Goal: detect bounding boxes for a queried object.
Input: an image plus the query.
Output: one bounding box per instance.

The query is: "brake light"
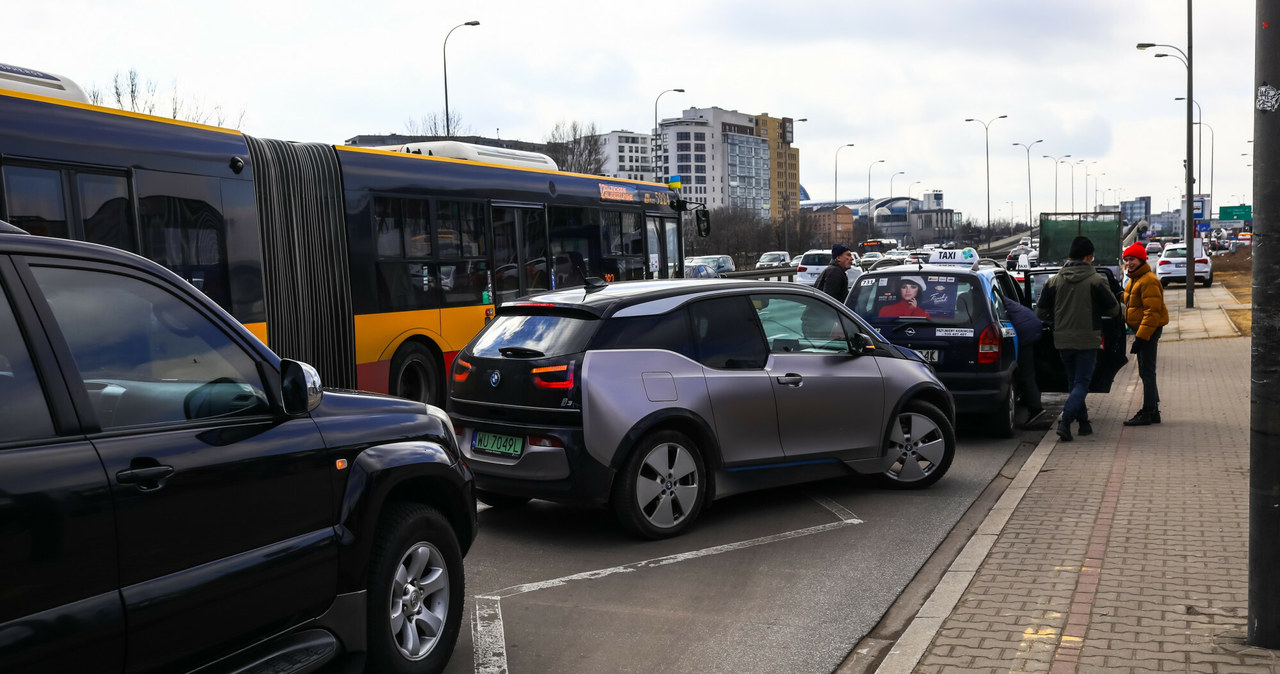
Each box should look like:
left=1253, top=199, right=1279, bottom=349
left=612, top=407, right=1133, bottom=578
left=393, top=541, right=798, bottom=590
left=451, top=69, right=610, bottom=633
left=1196, top=258, right=1209, bottom=265
left=452, top=356, right=473, bottom=383
left=528, top=435, right=564, bottom=449
left=1158, top=259, right=1171, bottom=265
left=532, top=362, right=575, bottom=389
left=797, top=265, right=809, bottom=272
left=978, top=323, right=1001, bottom=364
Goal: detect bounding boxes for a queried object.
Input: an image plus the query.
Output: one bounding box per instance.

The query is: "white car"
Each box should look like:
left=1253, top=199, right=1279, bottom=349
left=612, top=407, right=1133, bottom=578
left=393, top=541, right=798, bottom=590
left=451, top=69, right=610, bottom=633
left=1155, top=242, right=1213, bottom=287
left=794, top=249, right=832, bottom=285
left=755, top=250, right=791, bottom=268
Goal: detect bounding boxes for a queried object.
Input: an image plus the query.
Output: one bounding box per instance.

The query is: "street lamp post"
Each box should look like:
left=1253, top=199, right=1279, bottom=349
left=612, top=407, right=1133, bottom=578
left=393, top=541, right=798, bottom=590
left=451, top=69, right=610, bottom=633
left=1014, top=140, right=1043, bottom=229
left=965, top=115, right=1007, bottom=250
left=834, top=143, right=855, bottom=207
left=867, top=159, right=885, bottom=238
left=908, top=181, right=922, bottom=245
left=1196, top=121, right=1215, bottom=211
left=443, top=20, right=480, bottom=138
left=1070, top=159, right=1084, bottom=212
left=1085, top=161, right=1099, bottom=212
left=653, top=88, right=685, bottom=183
left=1043, top=153, right=1071, bottom=213
left=889, top=171, right=905, bottom=237
left=1138, top=36, right=1194, bottom=308
left=1176, top=97, right=1203, bottom=197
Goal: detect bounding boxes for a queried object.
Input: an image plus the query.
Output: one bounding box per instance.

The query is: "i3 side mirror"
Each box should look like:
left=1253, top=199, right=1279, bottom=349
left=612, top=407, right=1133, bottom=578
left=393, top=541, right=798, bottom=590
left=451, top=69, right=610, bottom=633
left=851, top=332, right=876, bottom=356
left=280, top=359, right=323, bottom=415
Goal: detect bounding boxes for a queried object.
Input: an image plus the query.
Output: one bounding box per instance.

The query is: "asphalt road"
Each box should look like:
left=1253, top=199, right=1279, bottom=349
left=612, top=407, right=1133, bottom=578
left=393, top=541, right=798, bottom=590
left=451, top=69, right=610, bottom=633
left=443, top=423, right=1044, bottom=674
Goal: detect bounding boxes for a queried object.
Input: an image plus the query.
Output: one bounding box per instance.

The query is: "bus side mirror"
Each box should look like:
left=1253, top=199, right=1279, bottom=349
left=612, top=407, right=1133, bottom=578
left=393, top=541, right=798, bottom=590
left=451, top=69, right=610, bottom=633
left=695, top=210, right=710, bottom=238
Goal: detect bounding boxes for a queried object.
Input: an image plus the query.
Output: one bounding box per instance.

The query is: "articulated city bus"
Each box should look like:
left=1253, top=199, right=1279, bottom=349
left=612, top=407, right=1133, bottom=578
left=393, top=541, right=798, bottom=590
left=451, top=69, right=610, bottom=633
left=0, top=64, right=705, bottom=405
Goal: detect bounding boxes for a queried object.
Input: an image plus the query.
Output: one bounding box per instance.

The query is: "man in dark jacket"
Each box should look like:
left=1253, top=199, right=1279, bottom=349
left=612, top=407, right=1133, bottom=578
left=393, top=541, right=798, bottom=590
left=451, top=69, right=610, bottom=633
left=1036, top=236, right=1121, bottom=442
left=815, top=243, right=854, bottom=301
left=1005, top=299, right=1044, bottom=421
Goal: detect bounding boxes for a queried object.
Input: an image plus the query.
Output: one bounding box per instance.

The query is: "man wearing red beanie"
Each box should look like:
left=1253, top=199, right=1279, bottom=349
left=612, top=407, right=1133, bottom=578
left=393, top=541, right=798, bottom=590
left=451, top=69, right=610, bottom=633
left=1120, top=241, right=1169, bottom=425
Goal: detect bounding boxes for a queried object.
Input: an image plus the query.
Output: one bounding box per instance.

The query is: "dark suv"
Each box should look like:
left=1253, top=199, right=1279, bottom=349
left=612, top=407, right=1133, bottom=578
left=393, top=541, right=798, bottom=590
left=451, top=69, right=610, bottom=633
left=0, top=223, right=476, bottom=674
left=448, top=278, right=955, bottom=539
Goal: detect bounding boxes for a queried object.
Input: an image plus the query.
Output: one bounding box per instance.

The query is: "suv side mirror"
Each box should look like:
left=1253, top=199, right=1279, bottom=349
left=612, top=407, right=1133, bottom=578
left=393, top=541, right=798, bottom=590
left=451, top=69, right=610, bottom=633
left=695, top=210, right=711, bottom=237
left=280, top=359, right=323, bottom=415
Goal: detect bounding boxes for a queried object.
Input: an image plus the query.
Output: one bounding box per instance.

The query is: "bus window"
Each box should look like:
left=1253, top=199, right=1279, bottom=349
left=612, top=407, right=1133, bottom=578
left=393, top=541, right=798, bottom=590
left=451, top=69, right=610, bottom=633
left=436, top=200, right=486, bottom=305
left=549, top=206, right=599, bottom=289
left=137, top=172, right=230, bottom=310
left=2, top=165, right=70, bottom=238
left=78, top=173, right=135, bottom=252
left=600, top=210, right=644, bottom=282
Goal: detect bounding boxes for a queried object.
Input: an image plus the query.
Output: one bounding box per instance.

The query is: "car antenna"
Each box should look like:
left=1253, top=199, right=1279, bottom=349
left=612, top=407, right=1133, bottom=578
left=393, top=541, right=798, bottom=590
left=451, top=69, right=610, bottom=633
left=583, top=276, right=609, bottom=293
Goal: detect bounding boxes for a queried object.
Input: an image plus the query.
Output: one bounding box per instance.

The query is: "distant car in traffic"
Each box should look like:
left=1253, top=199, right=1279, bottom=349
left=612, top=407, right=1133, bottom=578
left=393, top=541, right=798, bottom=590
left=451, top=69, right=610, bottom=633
left=1004, top=245, right=1039, bottom=270
left=1155, top=242, right=1212, bottom=287
left=755, top=250, right=791, bottom=268
left=794, top=249, right=833, bottom=285
left=448, top=278, right=956, bottom=538
left=1145, top=241, right=1164, bottom=257
left=684, top=263, right=719, bottom=279
left=687, top=254, right=735, bottom=274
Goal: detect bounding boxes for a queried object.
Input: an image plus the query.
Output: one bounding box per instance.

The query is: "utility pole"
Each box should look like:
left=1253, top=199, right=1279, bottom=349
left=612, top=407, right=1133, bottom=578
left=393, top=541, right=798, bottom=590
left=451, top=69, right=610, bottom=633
left=1250, top=0, right=1280, bottom=649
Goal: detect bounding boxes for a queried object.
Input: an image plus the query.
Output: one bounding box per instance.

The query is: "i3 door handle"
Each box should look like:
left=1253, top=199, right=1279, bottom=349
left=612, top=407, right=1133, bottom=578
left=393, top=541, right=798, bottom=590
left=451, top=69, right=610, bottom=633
left=776, top=374, right=803, bottom=386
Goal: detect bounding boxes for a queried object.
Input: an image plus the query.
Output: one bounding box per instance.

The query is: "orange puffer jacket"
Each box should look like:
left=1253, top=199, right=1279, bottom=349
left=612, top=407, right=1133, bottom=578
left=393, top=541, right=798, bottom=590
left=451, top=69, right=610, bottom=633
left=1123, top=263, right=1169, bottom=341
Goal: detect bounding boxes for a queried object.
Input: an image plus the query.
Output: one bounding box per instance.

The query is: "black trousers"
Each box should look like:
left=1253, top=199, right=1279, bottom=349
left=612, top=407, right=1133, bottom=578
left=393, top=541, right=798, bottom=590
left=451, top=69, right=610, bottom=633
left=1136, top=326, right=1162, bottom=410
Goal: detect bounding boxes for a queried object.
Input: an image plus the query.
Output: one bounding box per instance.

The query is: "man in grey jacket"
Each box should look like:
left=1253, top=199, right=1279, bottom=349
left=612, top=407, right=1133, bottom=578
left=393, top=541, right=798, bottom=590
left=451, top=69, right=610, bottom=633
left=1036, top=236, right=1120, bottom=442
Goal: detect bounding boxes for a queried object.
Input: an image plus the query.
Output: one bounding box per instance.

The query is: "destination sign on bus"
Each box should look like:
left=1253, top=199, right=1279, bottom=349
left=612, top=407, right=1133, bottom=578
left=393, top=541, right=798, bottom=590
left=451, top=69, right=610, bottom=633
left=598, top=183, right=671, bottom=206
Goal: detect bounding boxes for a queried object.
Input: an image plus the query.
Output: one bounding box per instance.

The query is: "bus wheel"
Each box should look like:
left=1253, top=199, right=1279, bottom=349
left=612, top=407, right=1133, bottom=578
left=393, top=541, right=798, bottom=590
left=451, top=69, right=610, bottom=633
left=390, top=342, right=441, bottom=406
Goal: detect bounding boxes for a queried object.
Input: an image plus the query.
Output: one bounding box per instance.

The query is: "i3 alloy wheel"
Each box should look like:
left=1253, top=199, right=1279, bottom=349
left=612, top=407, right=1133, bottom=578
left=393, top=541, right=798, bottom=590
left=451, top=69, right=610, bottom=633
left=875, top=400, right=955, bottom=489
left=368, top=504, right=464, bottom=674
left=612, top=430, right=706, bottom=539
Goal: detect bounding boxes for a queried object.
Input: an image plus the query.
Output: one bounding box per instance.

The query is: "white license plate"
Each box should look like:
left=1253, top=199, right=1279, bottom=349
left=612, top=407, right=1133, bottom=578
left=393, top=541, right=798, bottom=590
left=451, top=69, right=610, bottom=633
left=473, top=431, right=523, bottom=457
left=915, top=349, right=939, bottom=363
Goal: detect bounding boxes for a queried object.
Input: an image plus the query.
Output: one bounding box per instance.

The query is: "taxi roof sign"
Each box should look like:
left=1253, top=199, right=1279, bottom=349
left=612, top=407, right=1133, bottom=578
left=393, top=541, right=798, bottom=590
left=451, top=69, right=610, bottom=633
left=928, top=247, right=980, bottom=268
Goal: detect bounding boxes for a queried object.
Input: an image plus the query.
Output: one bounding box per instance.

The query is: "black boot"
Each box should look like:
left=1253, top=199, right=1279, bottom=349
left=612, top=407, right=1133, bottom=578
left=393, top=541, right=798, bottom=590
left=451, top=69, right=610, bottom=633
left=1124, top=409, right=1153, bottom=426
left=1149, top=408, right=1161, bottom=424
left=1078, top=419, right=1093, bottom=436
left=1057, top=420, right=1073, bottom=442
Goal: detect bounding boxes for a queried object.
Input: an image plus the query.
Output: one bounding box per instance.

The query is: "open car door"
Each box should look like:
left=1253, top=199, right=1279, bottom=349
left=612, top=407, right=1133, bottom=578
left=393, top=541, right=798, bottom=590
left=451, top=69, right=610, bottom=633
left=1018, top=266, right=1128, bottom=393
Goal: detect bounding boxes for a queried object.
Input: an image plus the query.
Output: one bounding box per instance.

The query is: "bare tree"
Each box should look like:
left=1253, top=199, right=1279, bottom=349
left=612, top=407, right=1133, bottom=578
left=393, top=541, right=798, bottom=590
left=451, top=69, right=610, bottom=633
left=86, top=69, right=246, bottom=128
left=685, top=205, right=772, bottom=268
left=405, top=111, right=470, bottom=137
left=544, top=121, right=605, bottom=175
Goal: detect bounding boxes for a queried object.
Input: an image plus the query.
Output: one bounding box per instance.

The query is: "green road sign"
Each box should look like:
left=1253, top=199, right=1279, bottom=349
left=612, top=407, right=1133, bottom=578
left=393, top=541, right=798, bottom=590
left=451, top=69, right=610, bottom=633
left=1220, top=205, right=1252, bottom=220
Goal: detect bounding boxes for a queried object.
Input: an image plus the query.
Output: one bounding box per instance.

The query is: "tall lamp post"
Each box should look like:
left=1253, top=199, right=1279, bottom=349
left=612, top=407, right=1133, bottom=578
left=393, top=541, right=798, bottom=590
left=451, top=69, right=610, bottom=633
left=1176, top=97, right=1204, bottom=197
left=834, top=143, right=856, bottom=207
left=908, top=180, right=922, bottom=246
left=1043, top=153, right=1071, bottom=213
left=1138, top=38, right=1194, bottom=308
left=888, top=171, right=905, bottom=238
left=653, top=88, right=685, bottom=183
left=1085, top=161, right=1099, bottom=212
left=965, top=115, right=1007, bottom=250
left=1070, top=159, right=1084, bottom=212
left=1014, top=140, right=1043, bottom=229
left=1195, top=121, right=1215, bottom=211
left=867, top=159, right=885, bottom=238
left=443, top=20, right=480, bottom=138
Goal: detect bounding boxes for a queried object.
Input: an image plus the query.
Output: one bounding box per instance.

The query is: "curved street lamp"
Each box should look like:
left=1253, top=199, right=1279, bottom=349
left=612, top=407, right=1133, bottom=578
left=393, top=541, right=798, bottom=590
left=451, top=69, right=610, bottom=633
left=653, top=88, right=685, bottom=182
left=867, top=159, right=885, bottom=238
left=1014, top=140, right=1043, bottom=229
left=834, top=143, right=855, bottom=206
left=965, top=115, right=1007, bottom=250
left=907, top=180, right=922, bottom=245
left=1138, top=38, right=1195, bottom=308
left=1042, top=153, right=1071, bottom=213
left=443, top=21, right=480, bottom=138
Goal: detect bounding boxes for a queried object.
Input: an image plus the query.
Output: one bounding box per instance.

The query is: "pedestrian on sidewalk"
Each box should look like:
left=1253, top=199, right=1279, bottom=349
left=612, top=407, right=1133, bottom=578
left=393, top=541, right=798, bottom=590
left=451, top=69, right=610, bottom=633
left=1004, top=298, right=1044, bottom=422
left=816, top=243, right=854, bottom=301
left=1036, top=236, right=1120, bottom=442
left=1120, top=241, right=1169, bottom=426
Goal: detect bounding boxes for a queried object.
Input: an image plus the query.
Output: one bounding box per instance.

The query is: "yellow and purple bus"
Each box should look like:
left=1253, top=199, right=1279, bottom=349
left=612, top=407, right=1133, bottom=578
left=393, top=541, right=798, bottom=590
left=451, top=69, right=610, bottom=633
left=0, top=63, right=704, bottom=405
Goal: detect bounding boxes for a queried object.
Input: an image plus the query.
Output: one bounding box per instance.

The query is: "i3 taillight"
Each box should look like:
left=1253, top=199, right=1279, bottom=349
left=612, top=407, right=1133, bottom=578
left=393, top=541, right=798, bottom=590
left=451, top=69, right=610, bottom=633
left=452, top=356, right=473, bottom=383
left=978, top=323, right=1001, bottom=364
left=532, top=362, right=575, bottom=389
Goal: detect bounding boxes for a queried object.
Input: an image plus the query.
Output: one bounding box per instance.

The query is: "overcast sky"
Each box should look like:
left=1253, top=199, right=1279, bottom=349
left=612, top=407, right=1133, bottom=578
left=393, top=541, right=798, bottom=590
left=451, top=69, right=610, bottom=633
left=6, top=0, right=1258, bottom=224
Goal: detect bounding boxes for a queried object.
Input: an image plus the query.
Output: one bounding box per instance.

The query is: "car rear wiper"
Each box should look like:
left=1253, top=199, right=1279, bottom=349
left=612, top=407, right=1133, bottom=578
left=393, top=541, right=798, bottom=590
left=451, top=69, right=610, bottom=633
left=499, top=346, right=546, bottom=358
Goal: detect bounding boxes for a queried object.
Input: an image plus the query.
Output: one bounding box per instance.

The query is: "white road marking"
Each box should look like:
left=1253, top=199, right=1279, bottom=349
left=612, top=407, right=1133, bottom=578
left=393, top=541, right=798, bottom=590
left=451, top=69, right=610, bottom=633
left=470, top=496, right=864, bottom=673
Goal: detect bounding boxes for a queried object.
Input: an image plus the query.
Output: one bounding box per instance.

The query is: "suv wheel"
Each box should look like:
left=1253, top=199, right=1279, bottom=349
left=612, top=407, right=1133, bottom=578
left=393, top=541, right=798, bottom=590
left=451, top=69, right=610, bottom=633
left=368, top=504, right=464, bottom=674
left=986, top=384, right=1015, bottom=438
left=875, top=400, right=955, bottom=489
left=611, top=430, right=706, bottom=539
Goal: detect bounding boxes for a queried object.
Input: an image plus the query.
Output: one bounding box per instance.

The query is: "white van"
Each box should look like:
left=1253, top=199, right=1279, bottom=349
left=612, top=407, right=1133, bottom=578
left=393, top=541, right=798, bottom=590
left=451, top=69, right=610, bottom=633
left=755, top=250, right=791, bottom=268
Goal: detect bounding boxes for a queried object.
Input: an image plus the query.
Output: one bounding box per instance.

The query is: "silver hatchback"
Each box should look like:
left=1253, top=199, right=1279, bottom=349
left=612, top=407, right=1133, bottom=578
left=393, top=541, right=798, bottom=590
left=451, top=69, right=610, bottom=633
left=448, top=279, right=956, bottom=539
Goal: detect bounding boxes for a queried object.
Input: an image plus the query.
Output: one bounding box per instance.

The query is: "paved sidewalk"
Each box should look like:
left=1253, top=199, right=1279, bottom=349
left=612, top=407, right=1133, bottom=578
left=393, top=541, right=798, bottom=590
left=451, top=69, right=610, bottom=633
left=869, top=286, right=1277, bottom=673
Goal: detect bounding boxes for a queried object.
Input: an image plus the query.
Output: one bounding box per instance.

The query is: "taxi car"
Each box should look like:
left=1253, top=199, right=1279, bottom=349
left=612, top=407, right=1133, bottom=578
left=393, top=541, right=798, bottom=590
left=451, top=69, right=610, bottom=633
left=844, top=248, right=1024, bottom=437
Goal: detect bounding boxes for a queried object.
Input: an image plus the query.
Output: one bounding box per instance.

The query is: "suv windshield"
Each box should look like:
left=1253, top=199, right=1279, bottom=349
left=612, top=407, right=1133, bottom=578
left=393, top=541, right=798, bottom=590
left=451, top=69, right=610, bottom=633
left=846, top=273, right=981, bottom=325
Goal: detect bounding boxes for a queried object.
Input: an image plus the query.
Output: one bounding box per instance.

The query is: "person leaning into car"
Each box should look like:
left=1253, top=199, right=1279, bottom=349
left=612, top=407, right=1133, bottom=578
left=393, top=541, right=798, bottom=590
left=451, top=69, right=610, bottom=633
left=1120, top=241, right=1169, bottom=426
left=815, top=243, right=854, bottom=301
left=1036, top=236, right=1120, bottom=442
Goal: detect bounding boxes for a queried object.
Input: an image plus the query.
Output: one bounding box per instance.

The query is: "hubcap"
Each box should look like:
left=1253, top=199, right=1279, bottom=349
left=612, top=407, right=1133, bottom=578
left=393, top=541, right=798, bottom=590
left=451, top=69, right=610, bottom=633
left=389, top=541, right=449, bottom=661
